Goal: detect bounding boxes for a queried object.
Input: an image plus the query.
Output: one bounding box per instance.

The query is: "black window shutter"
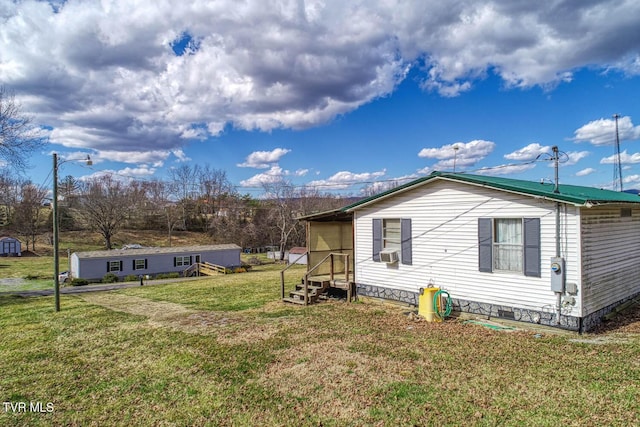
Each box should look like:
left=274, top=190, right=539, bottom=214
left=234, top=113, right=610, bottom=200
left=107, top=261, right=110, bottom=272
left=119, top=261, right=123, bottom=271
left=173, top=257, right=177, bottom=267
left=478, top=218, right=493, bottom=273
left=132, top=260, right=136, bottom=270
left=189, top=255, right=193, bottom=265
left=144, top=259, right=148, bottom=269
left=523, top=218, right=541, bottom=277
left=372, top=218, right=382, bottom=262
left=401, top=218, right=412, bottom=265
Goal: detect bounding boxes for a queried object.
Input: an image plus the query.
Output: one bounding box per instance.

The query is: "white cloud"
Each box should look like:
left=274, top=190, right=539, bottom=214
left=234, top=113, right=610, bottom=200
left=1, top=0, right=638, bottom=164
left=239, top=166, right=289, bottom=187
left=504, top=143, right=551, bottom=161
left=78, top=165, right=156, bottom=182
left=418, top=140, right=495, bottom=170
left=576, top=168, right=596, bottom=177
left=172, top=149, right=191, bottom=163
left=237, top=148, right=291, bottom=168
left=294, top=169, right=309, bottom=177
left=95, top=149, right=174, bottom=165
left=360, top=174, right=417, bottom=195
left=600, top=150, right=640, bottom=164
left=623, top=174, right=640, bottom=187
left=573, top=116, right=640, bottom=146
left=475, top=163, right=536, bottom=176
left=306, top=169, right=387, bottom=190
left=561, top=151, right=590, bottom=166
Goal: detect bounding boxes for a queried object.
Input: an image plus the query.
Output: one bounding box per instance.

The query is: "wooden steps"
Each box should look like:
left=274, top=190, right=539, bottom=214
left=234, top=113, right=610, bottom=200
left=183, top=262, right=227, bottom=277
left=283, top=278, right=354, bottom=305
left=281, top=252, right=354, bottom=305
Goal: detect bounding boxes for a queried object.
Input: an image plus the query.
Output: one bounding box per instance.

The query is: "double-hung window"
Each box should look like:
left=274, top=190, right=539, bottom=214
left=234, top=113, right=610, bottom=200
left=493, top=218, right=523, bottom=272
left=479, top=217, right=540, bottom=277
left=373, top=218, right=412, bottom=265
left=108, top=260, right=123, bottom=272
left=174, top=256, right=192, bottom=267
left=383, top=219, right=401, bottom=251
left=133, top=259, right=147, bottom=270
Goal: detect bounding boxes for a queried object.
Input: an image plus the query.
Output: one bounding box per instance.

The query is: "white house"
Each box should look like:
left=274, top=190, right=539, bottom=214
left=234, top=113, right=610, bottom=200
left=334, top=172, right=640, bottom=332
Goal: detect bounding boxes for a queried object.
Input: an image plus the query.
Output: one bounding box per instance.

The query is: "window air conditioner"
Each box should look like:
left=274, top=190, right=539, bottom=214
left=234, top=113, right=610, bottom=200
left=379, top=249, right=399, bottom=263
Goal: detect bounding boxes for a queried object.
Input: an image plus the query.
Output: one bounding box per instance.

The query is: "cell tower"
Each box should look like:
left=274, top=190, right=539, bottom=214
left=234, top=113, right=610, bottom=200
left=612, top=114, right=623, bottom=192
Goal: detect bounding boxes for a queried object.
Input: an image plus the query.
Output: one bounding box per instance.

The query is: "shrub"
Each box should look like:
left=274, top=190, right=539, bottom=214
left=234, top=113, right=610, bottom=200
left=102, top=273, right=119, bottom=283
left=155, top=272, right=180, bottom=280
left=71, top=278, right=89, bottom=287
left=234, top=267, right=247, bottom=273
left=124, top=275, right=139, bottom=282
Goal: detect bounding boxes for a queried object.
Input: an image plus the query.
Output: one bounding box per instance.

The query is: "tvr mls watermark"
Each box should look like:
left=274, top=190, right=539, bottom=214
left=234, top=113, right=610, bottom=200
left=3, top=401, right=54, bottom=413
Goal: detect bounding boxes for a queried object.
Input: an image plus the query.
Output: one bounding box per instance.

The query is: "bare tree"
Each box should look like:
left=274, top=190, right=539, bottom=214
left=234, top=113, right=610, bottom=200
left=59, top=175, right=82, bottom=199
left=144, top=179, right=182, bottom=246
left=13, top=182, right=48, bottom=251
left=196, top=165, right=236, bottom=231
left=0, top=86, right=48, bottom=171
left=262, top=180, right=298, bottom=260
left=78, top=175, right=135, bottom=249
left=169, top=164, right=200, bottom=230
left=0, top=171, right=19, bottom=226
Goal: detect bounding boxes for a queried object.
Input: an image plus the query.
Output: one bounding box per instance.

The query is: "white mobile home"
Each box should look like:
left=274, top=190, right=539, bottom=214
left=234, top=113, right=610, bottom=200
left=70, top=244, right=242, bottom=281
left=300, top=172, right=640, bottom=332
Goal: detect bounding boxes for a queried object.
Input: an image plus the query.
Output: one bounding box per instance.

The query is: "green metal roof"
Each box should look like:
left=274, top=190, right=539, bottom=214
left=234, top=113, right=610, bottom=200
left=344, top=171, right=640, bottom=211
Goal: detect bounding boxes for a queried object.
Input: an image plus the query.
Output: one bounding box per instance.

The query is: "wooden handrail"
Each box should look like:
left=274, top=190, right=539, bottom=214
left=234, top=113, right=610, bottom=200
left=281, top=252, right=352, bottom=305
left=279, top=252, right=308, bottom=299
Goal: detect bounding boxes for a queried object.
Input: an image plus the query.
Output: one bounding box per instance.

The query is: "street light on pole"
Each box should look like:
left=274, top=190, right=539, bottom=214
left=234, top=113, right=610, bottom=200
left=53, top=153, right=92, bottom=312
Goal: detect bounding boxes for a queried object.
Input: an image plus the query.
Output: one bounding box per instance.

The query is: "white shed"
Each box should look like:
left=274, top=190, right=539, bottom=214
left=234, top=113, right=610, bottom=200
left=344, top=172, right=640, bottom=332
left=288, top=247, right=308, bottom=265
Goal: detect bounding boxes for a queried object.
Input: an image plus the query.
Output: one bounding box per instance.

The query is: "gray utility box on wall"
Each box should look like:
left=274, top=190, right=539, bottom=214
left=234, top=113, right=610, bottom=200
left=550, top=257, right=565, bottom=293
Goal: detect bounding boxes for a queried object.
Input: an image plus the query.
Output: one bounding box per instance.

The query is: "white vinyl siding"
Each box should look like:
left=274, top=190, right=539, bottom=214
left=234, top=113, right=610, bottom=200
left=353, top=179, right=581, bottom=314
left=580, top=207, right=640, bottom=315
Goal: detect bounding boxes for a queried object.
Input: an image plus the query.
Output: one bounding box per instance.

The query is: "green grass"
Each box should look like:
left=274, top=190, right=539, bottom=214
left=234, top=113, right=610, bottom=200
left=0, top=263, right=638, bottom=426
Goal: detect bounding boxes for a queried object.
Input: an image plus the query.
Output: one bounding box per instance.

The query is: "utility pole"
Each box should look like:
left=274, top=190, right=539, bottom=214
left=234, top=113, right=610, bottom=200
left=53, top=153, right=60, bottom=312
left=52, top=153, right=92, bottom=312
left=613, top=114, right=623, bottom=191
left=552, top=145, right=562, bottom=325
left=453, top=145, right=459, bottom=173
left=552, top=146, right=559, bottom=194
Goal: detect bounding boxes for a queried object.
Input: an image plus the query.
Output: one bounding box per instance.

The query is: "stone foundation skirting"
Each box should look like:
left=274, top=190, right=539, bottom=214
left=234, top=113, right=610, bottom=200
left=356, top=283, right=419, bottom=306
left=356, top=283, right=639, bottom=333
left=356, top=283, right=585, bottom=331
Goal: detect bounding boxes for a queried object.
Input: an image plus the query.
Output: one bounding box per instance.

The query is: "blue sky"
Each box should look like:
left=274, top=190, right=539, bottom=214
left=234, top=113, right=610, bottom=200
left=2, top=1, right=640, bottom=196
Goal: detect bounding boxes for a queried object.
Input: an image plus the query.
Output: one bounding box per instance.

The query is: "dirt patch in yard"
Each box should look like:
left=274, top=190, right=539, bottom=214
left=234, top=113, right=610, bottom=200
left=592, top=298, right=640, bottom=335
left=77, top=293, right=286, bottom=343
left=255, top=340, right=411, bottom=421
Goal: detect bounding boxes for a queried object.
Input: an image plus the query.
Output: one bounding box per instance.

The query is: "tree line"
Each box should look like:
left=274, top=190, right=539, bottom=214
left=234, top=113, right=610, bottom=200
left=0, top=165, right=351, bottom=256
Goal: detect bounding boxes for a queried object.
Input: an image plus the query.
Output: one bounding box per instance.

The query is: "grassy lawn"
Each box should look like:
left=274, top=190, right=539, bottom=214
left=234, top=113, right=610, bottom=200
left=1, top=263, right=639, bottom=426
